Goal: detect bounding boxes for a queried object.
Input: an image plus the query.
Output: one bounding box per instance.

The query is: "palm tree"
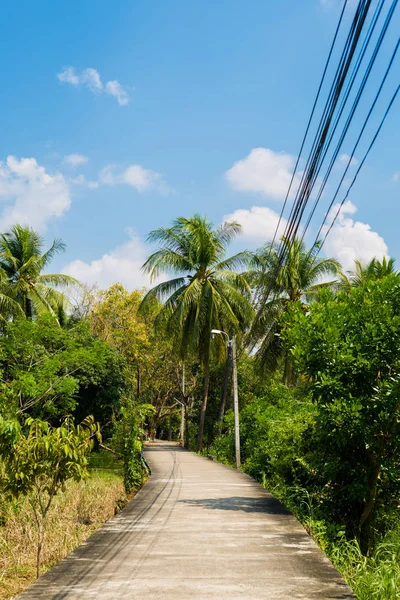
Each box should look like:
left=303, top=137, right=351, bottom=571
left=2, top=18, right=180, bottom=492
left=339, top=257, right=396, bottom=290
left=249, top=236, right=341, bottom=382
left=0, top=225, right=78, bottom=322
left=140, top=215, right=253, bottom=451
left=0, top=270, right=24, bottom=320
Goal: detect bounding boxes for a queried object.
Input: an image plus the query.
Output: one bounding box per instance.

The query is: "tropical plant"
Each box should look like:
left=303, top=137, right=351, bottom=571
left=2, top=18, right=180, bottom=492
left=0, top=269, right=24, bottom=320
left=0, top=315, right=125, bottom=423
left=284, top=276, right=400, bottom=540
left=0, top=225, right=78, bottom=321
left=111, top=399, right=155, bottom=493
left=140, top=215, right=253, bottom=450
left=249, top=236, right=341, bottom=380
left=0, top=415, right=100, bottom=577
left=338, top=257, right=396, bottom=290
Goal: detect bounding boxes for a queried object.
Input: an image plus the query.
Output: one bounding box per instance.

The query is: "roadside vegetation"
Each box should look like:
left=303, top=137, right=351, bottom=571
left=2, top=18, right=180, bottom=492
left=1, top=218, right=400, bottom=598
left=0, top=455, right=125, bottom=600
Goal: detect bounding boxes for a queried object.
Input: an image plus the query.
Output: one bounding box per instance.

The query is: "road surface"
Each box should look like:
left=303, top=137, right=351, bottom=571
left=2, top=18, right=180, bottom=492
left=18, top=442, right=355, bottom=599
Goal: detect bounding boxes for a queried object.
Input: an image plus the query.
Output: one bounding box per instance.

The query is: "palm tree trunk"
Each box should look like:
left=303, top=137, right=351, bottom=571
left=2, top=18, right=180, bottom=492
left=196, top=358, right=210, bottom=452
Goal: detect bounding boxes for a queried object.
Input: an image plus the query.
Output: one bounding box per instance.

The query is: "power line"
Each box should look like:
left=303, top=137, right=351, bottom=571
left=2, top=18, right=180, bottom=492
left=317, top=82, right=400, bottom=254
left=269, top=0, right=349, bottom=250
left=300, top=0, right=398, bottom=243
left=276, top=0, right=373, bottom=265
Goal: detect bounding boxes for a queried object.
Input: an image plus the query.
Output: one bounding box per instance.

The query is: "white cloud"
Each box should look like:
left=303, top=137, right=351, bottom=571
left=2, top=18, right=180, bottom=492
left=223, top=206, right=287, bottom=244
left=81, top=68, right=103, bottom=93
left=105, top=80, right=130, bottom=106
left=226, top=148, right=300, bottom=200
left=392, top=171, right=399, bottom=182
left=0, top=156, right=71, bottom=232
left=338, top=153, right=359, bottom=167
left=57, top=67, right=79, bottom=86
left=63, top=235, right=153, bottom=290
left=99, top=164, right=173, bottom=194
left=64, top=153, right=88, bottom=167
left=70, top=174, right=99, bottom=189
left=57, top=66, right=130, bottom=106
left=323, top=201, right=388, bottom=271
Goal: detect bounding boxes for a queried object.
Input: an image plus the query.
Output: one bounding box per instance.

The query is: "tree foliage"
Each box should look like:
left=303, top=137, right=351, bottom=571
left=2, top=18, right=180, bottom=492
left=284, top=276, right=400, bottom=538
left=141, top=215, right=253, bottom=450
left=249, top=237, right=340, bottom=379
left=0, top=415, right=100, bottom=577
left=0, top=225, right=78, bottom=322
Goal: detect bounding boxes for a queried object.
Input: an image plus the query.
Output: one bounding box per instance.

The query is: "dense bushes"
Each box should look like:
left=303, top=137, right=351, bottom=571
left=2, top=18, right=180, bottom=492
left=284, top=277, right=400, bottom=542
left=208, top=276, right=400, bottom=597
left=111, top=400, right=154, bottom=493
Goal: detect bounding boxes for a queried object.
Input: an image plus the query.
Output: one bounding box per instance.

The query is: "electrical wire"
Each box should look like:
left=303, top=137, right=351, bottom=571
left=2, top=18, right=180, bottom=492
left=269, top=0, right=349, bottom=249
left=299, top=0, right=388, bottom=241
left=317, top=82, right=400, bottom=253
left=275, top=0, right=373, bottom=267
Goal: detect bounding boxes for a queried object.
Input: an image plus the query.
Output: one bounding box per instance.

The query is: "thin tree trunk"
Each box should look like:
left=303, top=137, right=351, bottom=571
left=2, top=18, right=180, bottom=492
left=184, top=404, right=190, bottom=449
left=36, top=521, right=44, bottom=578
left=282, top=352, right=293, bottom=386
left=137, top=364, right=141, bottom=400
left=217, top=346, right=232, bottom=436
left=196, top=359, right=210, bottom=452
left=26, top=297, right=33, bottom=319
left=37, top=539, right=42, bottom=579
left=360, top=451, right=380, bottom=528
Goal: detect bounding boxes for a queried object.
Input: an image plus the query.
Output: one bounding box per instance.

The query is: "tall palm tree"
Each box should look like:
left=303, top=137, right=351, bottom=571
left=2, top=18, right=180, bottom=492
left=249, top=236, right=341, bottom=381
left=140, top=215, right=253, bottom=451
left=0, top=269, right=24, bottom=320
left=339, top=257, right=396, bottom=290
left=0, top=225, right=78, bottom=321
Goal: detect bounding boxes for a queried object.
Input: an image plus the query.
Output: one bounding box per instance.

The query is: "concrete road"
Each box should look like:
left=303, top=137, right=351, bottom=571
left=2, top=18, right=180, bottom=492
left=18, top=442, right=355, bottom=599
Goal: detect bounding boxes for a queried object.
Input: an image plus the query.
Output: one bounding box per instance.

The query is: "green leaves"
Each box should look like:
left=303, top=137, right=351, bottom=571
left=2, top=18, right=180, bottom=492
left=141, top=214, right=253, bottom=364
left=0, top=415, right=100, bottom=499
left=0, top=224, right=80, bottom=323
left=283, top=274, right=400, bottom=529
left=248, top=236, right=341, bottom=378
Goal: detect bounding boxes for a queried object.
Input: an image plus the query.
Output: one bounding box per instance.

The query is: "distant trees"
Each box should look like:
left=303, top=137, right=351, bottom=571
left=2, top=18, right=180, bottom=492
left=140, top=215, right=253, bottom=450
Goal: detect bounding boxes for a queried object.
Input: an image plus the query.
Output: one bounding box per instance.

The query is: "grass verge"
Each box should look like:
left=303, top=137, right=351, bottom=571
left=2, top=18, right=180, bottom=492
left=0, top=453, right=126, bottom=600
left=266, top=483, right=400, bottom=600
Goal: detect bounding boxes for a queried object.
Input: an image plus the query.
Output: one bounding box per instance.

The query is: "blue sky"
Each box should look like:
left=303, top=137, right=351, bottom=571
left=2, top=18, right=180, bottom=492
left=0, top=0, right=398, bottom=288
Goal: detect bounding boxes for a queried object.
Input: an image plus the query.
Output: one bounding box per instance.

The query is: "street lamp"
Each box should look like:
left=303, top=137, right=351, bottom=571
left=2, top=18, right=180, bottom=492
left=175, top=399, right=185, bottom=445
left=211, top=329, right=241, bottom=469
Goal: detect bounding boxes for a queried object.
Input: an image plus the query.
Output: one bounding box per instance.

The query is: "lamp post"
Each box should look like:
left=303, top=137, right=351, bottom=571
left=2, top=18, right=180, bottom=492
left=211, top=329, right=241, bottom=469
left=180, top=363, right=185, bottom=445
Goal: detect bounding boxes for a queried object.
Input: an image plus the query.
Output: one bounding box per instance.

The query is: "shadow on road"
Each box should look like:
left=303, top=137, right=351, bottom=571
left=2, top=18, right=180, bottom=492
left=178, top=495, right=291, bottom=515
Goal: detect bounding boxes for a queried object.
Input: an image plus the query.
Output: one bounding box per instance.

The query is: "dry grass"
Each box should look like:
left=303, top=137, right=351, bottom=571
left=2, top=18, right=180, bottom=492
left=0, top=468, right=126, bottom=600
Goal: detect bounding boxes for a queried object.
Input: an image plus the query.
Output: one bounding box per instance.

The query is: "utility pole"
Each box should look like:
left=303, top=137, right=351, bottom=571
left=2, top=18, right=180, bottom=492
left=231, top=336, right=241, bottom=469
left=180, top=363, right=185, bottom=445
left=211, top=330, right=241, bottom=469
